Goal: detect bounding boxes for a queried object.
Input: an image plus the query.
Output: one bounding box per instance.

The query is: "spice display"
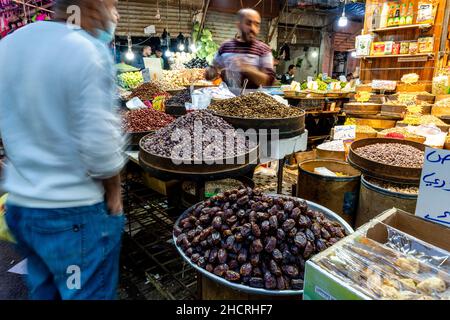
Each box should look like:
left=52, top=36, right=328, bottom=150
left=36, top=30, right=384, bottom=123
left=129, top=82, right=166, bottom=101
left=117, top=87, right=132, bottom=101
left=356, top=126, right=378, bottom=134
left=117, top=72, right=144, bottom=90
left=209, top=92, right=304, bottom=119
left=317, top=236, right=448, bottom=300
left=174, top=188, right=348, bottom=290
left=185, top=57, right=210, bottom=69
left=378, top=128, right=425, bottom=141
left=399, top=114, right=447, bottom=126
left=121, top=108, right=175, bottom=133
left=165, top=89, right=192, bottom=106
left=365, top=177, right=419, bottom=195
left=354, top=143, right=424, bottom=168
left=317, top=140, right=345, bottom=152
left=141, top=111, right=250, bottom=160
left=152, top=78, right=185, bottom=91
left=162, top=69, right=207, bottom=87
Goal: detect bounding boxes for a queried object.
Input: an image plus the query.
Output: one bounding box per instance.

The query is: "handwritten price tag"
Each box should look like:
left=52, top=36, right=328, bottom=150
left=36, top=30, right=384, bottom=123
left=333, top=125, right=356, bottom=141
left=415, top=147, right=450, bottom=227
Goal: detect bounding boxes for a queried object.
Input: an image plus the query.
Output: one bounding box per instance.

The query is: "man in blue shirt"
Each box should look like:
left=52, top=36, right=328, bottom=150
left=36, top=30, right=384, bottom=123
left=0, top=0, right=126, bottom=300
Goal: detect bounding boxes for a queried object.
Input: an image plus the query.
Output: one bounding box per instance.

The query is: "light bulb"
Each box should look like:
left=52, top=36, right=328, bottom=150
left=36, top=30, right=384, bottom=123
left=311, top=50, right=318, bottom=58
left=126, top=50, right=135, bottom=61
left=338, top=15, right=348, bottom=27
left=190, top=44, right=197, bottom=52
left=165, top=49, right=172, bottom=57
left=351, top=51, right=357, bottom=58
left=178, top=44, right=185, bottom=51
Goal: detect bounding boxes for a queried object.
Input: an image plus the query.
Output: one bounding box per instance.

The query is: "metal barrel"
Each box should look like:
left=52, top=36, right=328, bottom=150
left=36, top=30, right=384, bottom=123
left=297, top=160, right=361, bottom=227
left=355, top=175, right=418, bottom=228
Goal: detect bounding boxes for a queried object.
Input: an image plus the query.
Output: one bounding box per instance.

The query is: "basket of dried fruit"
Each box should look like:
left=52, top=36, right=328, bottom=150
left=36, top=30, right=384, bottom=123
left=173, top=188, right=354, bottom=297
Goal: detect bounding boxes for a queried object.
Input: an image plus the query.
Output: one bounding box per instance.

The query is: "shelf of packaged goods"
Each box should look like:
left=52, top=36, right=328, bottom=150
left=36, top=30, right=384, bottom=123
left=369, top=23, right=432, bottom=33
left=362, top=53, right=434, bottom=59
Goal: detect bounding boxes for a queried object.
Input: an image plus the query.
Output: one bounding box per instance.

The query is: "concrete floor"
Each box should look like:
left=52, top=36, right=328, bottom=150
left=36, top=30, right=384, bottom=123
left=0, top=240, right=28, bottom=300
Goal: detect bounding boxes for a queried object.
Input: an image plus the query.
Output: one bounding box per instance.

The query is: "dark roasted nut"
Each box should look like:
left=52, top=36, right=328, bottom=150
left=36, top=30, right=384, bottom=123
left=269, top=205, right=278, bottom=216
left=252, top=267, right=262, bottom=277
left=282, top=250, right=293, bottom=264
left=264, top=272, right=277, bottom=290
left=191, top=253, right=200, bottom=263
left=223, top=229, right=233, bottom=237
left=294, top=232, right=307, bottom=248
left=290, top=245, right=300, bottom=256
left=249, top=211, right=257, bottom=223
left=249, top=277, right=264, bottom=288
left=303, top=241, right=315, bottom=258
left=224, top=270, right=241, bottom=282
left=206, top=264, right=214, bottom=273
left=282, top=265, right=299, bottom=278
left=240, top=263, right=253, bottom=277
left=264, top=236, right=277, bottom=253
left=197, top=257, right=206, bottom=267
left=282, top=219, right=296, bottom=232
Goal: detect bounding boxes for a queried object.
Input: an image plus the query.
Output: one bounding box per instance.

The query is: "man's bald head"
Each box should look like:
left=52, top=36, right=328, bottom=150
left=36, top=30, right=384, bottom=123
left=236, top=8, right=261, bottom=43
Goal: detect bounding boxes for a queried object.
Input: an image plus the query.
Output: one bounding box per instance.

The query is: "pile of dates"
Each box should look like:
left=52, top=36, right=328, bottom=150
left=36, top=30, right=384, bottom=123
left=174, top=187, right=348, bottom=291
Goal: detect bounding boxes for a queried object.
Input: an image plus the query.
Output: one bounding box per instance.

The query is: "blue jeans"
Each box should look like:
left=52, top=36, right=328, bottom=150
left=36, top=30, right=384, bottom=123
left=5, top=202, right=124, bottom=300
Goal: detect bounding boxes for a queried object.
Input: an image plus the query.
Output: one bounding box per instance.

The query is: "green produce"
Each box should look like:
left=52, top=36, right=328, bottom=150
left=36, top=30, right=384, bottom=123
left=118, top=72, right=144, bottom=90
left=115, top=63, right=139, bottom=74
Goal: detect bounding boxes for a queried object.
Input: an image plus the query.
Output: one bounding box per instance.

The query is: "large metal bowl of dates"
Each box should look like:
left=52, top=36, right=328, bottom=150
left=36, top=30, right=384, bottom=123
left=173, top=187, right=353, bottom=296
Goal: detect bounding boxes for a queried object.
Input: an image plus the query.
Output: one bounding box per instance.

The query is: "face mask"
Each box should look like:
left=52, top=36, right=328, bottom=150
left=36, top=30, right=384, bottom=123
left=96, top=22, right=116, bottom=44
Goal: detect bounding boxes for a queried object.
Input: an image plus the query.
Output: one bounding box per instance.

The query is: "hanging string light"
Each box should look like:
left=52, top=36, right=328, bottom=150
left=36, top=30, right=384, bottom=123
left=338, top=0, right=348, bottom=27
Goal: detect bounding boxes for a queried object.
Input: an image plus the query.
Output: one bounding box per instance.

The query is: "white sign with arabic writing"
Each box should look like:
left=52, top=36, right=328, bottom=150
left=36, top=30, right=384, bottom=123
left=415, top=147, right=450, bottom=228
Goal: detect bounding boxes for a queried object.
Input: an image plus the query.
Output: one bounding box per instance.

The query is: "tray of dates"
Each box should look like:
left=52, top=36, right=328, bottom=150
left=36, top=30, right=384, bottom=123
left=173, top=187, right=353, bottom=295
